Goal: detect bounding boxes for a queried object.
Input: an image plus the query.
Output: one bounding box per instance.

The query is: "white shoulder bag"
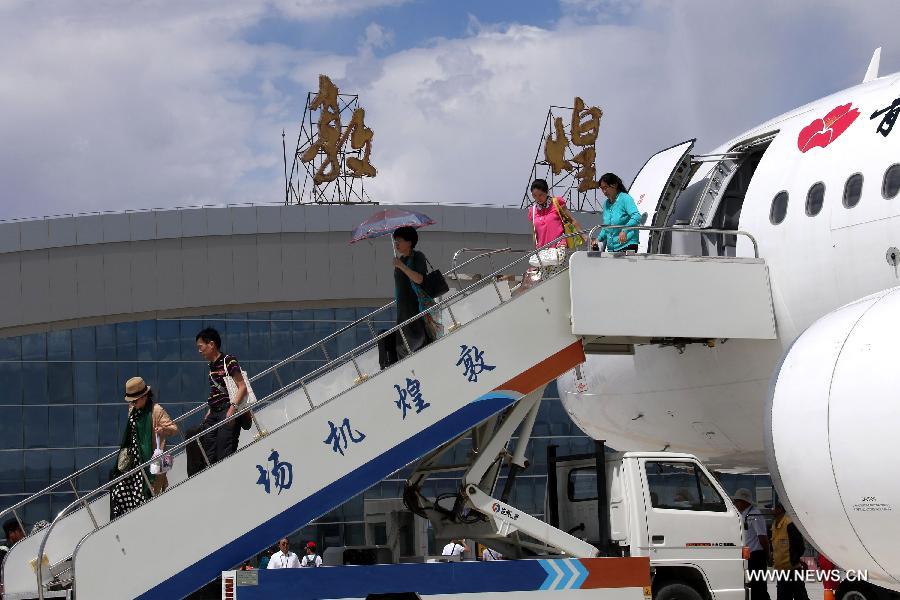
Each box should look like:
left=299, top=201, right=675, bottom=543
left=220, top=354, right=258, bottom=407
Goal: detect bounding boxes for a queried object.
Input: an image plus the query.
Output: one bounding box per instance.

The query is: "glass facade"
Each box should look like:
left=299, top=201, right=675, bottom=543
left=0, top=310, right=600, bottom=531
left=0, top=308, right=770, bottom=549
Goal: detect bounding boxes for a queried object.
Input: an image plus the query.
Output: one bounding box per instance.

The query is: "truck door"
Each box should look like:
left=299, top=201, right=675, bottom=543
left=627, top=139, right=695, bottom=253
left=639, top=459, right=741, bottom=562
left=554, top=459, right=629, bottom=548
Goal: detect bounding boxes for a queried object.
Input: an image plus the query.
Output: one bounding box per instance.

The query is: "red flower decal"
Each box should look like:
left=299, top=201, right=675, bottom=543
left=797, top=103, right=860, bottom=153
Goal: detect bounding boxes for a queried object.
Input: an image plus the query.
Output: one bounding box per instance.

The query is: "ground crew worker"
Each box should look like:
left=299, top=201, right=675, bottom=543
left=772, top=503, right=809, bottom=600
left=733, top=488, right=771, bottom=600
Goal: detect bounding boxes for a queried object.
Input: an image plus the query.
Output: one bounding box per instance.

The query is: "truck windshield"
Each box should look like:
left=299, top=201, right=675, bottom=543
left=645, top=462, right=727, bottom=512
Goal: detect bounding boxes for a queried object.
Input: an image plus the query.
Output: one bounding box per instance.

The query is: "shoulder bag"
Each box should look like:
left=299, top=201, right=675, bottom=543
left=211, top=355, right=256, bottom=430
left=116, top=447, right=134, bottom=473
left=551, top=196, right=584, bottom=250
left=420, top=254, right=449, bottom=299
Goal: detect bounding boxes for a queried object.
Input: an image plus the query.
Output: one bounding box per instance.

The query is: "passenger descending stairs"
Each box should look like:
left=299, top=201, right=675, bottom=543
left=2, top=244, right=777, bottom=600
left=71, top=270, right=584, bottom=599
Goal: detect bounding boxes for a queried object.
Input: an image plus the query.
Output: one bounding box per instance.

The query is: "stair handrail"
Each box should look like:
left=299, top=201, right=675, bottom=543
left=33, top=232, right=584, bottom=597
left=0, top=245, right=521, bottom=540
left=586, top=224, right=760, bottom=258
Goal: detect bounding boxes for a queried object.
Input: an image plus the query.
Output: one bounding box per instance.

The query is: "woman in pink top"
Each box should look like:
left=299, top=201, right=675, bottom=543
left=528, top=179, right=585, bottom=248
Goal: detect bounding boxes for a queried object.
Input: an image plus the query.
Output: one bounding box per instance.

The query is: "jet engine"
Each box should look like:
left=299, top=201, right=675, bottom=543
left=767, top=286, right=900, bottom=590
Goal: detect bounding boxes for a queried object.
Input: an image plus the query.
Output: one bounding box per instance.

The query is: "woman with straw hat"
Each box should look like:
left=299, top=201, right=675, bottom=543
left=109, top=377, right=178, bottom=519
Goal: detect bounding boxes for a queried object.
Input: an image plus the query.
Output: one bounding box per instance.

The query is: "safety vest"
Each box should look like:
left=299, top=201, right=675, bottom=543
left=771, top=515, right=793, bottom=570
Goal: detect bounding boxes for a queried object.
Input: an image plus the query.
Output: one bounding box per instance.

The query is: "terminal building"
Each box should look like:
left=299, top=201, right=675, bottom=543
left=0, top=203, right=602, bottom=551
left=0, top=202, right=770, bottom=552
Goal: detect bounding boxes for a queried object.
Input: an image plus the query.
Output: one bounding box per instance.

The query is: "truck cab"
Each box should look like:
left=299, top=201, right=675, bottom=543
left=548, top=448, right=745, bottom=600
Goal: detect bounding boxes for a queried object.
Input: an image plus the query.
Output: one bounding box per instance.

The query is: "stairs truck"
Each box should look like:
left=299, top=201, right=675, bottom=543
left=220, top=449, right=744, bottom=600
left=0, top=233, right=772, bottom=599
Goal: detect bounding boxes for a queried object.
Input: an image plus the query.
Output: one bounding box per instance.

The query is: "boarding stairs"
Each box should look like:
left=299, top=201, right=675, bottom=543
left=0, top=228, right=776, bottom=600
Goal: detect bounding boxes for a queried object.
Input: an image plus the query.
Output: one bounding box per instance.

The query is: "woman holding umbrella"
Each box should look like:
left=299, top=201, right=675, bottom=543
left=391, top=225, right=440, bottom=360
left=349, top=208, right=440, bottom=367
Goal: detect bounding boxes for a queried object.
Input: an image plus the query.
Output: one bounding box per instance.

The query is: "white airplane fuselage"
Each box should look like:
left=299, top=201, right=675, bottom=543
left=560, top=69, right=900, bottom=472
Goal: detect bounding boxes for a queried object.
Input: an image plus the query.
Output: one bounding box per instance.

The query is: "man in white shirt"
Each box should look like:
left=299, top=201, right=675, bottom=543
left=267, top=538, right=300, bottom=569
left=733, top=489, right=771, bottom=600
left=301, top=541, right=323, bottom=567
left=441, top=538, right=468, bottom=559
left=482, top=546, right=502, bottom=561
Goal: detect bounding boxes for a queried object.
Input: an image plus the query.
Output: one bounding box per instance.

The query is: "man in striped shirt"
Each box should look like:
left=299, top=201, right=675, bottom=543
left=196, top=327, right=248, bottom=464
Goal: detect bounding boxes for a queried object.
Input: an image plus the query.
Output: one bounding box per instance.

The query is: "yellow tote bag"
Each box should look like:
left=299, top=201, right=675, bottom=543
left=552, top=197, right=584, bottom=250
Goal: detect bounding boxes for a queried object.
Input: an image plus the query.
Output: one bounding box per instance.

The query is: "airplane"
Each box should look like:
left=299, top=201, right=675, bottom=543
left=556, top=48, right=900, bottom=589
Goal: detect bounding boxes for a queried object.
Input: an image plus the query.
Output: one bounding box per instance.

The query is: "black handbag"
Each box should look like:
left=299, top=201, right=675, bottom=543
left=420, top=257, right=449, bottom=298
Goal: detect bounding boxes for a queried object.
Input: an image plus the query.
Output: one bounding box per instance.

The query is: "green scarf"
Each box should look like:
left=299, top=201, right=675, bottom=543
left=120, top=400, right=155, bottom=486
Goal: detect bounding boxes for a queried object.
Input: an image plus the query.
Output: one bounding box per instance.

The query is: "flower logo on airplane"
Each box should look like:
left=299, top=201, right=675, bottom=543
left=797, top=102, right=860, bottom=153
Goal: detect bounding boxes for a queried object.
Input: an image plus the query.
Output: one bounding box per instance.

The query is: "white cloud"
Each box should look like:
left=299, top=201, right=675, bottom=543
left=0, top=0, right=897, bottom=219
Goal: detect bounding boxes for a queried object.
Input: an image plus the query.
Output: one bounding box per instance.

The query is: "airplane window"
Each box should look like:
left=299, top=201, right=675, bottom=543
left=769, top=191, right=788, bottom=225
left=883, top=164, right=900, bottom=199
left=843, top=173, right=864, bottom=208
left=806, top=182, right=825, bottom=217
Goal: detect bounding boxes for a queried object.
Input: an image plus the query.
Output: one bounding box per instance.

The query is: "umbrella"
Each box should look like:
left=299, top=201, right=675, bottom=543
left=349, top=208, right=436, bottom=244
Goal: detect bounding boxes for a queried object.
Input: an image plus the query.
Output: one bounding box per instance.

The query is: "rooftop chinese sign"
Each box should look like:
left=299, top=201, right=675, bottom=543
left=522, top=96, right=606, bottom=212
left=285, top=74, right=377, bottom=205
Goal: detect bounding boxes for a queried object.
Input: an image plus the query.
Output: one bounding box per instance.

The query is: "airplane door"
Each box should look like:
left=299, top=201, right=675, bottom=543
left=628, top=139, right=695, bottom=253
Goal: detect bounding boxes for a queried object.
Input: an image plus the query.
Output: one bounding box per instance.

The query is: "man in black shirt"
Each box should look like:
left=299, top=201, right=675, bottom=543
left=196, top=327, right=248, bottom=464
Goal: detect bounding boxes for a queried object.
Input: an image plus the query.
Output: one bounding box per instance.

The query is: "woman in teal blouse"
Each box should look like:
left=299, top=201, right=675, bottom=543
left=596, top=172, right=642, bottom=252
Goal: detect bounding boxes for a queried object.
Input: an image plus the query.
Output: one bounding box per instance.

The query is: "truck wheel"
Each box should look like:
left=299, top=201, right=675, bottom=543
left=655, top=583, right=704, bottom=600
left=838, top=582, right=883, bottom=600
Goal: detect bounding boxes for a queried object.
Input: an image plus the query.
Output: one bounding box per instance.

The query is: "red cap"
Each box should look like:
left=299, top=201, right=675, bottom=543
left=306, top=542, right=316, bottom=549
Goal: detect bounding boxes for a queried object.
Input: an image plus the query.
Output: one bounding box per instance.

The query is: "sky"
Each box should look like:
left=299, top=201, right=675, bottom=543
left=0, top=0, right=898, bottom=220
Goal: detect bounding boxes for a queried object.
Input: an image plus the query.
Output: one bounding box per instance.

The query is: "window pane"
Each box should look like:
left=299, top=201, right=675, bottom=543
left=0, top=336, right=21, bottom=361
left=136, top=320, right=157, bottom=361
left=23, top=406, right=49, bottom=449
left=72, top=327, right=95, bottom=360
left=98, top=404, right=125, bottom=447
left=74, top=363, right=98, bottom=404
left=883, top=164, right=900, bottom=199
left=769, top=191, right=788, bottom=225
left=21, top=333, right=46, bottom=361
left=96, top=324, right=116, bottom=361
left=22, top=363, right=49, bottom=405
left=75, top=405, right=99, bottom=447
left=697, top=468, right=727, bottom=512
left=74, top=447, right=102, bottom=491
left=568, top=467, right=597, bottom=501
left=48, top=363, right=74, bottom=404
left=0, top=407, right=24, bottom=449
left=645, top=461, right=700, bottom=510
left=49, top=406, right=75, bottom=448
left=806, top=182, right=825, bottom=217
left=47, top=330, right=71, bottom=361
left=116, top=322, right=137, bottom=361
left=0, top=362, right=23, bottom=405
left=24, top=450, right=50, bottom=494
left=158, top=363, right=183, bottom=406
left=157, top=320, right=181, bottom=361
left=96, top=362, right=118, bottom=404
left=225, top=316, right=249, bottom=361
left=843, top=173, right=863, bottom=208
left=0, top=449, right=24, bottom=495
left=49, top=449, right=75, bottom=482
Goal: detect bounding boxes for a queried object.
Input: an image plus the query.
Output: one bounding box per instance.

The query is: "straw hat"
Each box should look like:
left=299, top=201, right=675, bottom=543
left=124, top=376, right=151, bottom=403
